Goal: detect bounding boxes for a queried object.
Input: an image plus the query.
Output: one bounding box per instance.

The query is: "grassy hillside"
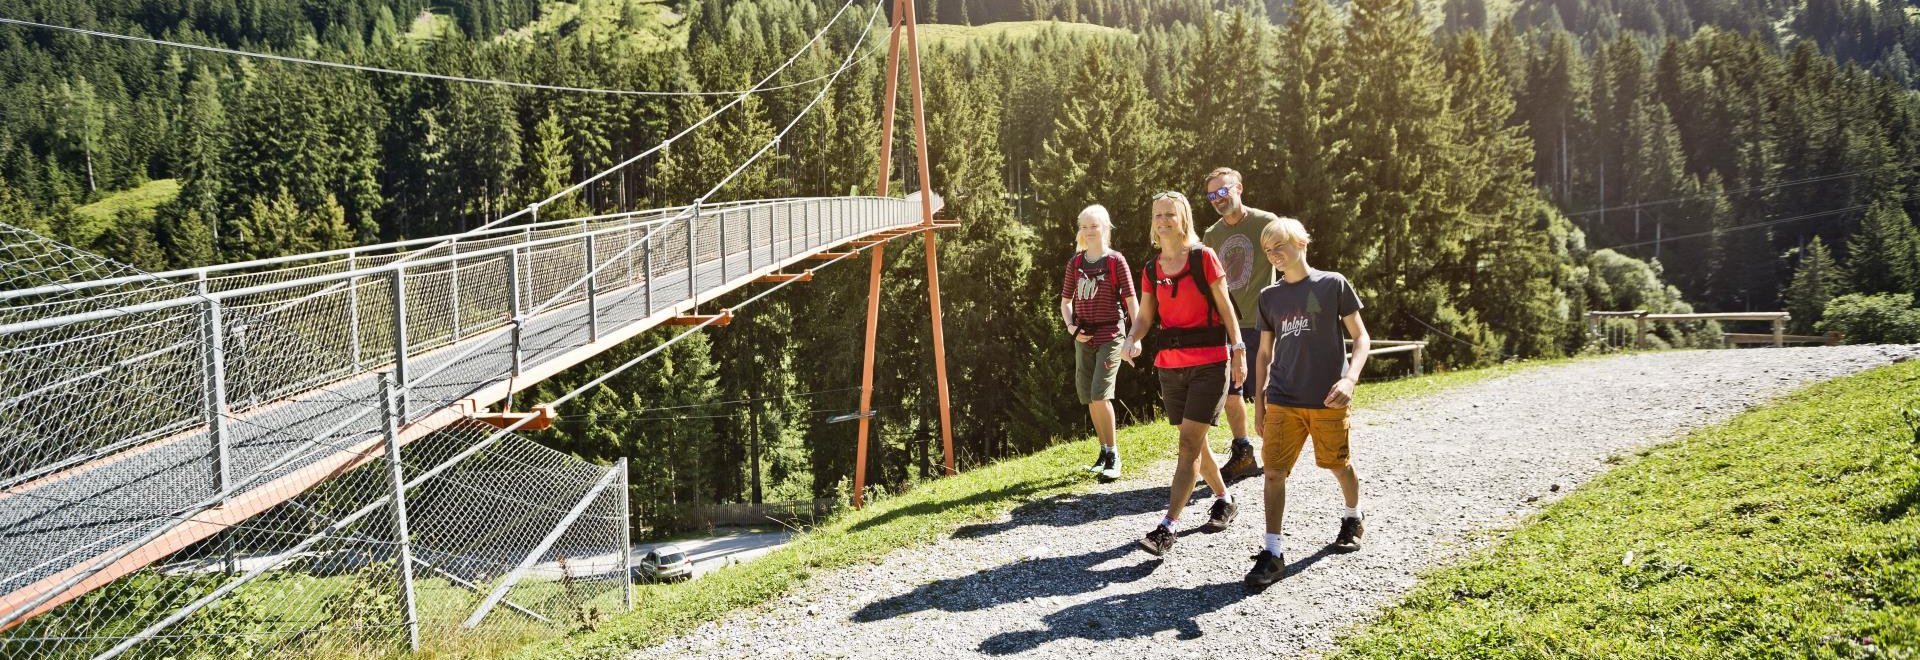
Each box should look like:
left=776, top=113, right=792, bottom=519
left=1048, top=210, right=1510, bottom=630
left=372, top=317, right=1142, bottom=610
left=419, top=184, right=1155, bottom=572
left=507, top=0, right=684, bottom=53
left=901, top=20, right=1133, bottom=49
left=1337, top=360, right=1920, bottom=657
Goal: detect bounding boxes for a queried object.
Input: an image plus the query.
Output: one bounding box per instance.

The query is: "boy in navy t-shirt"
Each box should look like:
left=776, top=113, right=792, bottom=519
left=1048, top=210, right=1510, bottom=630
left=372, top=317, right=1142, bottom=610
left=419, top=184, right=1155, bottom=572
left=1244, top=217, right=1371, bottom=592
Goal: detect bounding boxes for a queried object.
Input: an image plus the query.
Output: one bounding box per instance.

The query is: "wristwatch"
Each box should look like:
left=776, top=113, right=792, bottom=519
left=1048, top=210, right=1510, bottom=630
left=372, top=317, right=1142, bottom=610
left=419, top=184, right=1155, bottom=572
left=1229, top=342, right=1247, bottom=353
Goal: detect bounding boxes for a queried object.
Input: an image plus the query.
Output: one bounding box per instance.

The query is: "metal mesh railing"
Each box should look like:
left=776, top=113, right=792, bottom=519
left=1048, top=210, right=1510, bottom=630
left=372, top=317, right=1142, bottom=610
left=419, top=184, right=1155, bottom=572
left=0, top=224, right=633, bottom=658
left=0, top=420, right=628, bottom=660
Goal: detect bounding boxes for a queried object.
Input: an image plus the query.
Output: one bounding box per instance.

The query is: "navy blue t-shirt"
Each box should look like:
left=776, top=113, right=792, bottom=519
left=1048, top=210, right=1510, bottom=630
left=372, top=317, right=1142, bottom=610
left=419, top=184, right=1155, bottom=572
left=1255, top=270, right=1364, bottom=408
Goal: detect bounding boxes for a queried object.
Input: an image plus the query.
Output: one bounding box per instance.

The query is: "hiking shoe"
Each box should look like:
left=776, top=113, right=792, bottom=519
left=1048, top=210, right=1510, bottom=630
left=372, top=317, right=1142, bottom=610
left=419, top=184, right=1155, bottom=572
left=1137, top=525, right=1175, bottom=556
left=1221, top=438, right=1262, bottom=485
left=1200, top=498, right=1237, bottom=532
left=1086, top=447, right=1110, bottom=473
left=1099, top=451, right=1122, bottom=481
left=1244, top=550, right=1286, bottom=591
left=1331, top=515, right=1365, bottom=553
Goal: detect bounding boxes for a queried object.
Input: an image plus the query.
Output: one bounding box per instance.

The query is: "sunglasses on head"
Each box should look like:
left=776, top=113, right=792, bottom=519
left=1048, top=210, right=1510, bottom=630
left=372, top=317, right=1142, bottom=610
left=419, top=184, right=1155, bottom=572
left=1205, top=183, right=1239, bottom=202
left=1151, top=190, right=1185, bottom=201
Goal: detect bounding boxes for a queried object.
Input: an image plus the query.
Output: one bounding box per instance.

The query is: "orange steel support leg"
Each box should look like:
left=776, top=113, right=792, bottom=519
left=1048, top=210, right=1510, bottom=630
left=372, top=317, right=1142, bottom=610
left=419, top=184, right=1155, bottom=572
left=902, top=0, right=955, bottom=476
left=853, top=0, right=907, bottom=509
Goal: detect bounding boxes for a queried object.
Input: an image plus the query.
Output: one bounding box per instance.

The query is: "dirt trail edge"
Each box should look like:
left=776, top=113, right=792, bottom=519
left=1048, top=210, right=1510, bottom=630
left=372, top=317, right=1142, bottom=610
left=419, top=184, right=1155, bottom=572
left=635, top=346, right=1919, bottom=659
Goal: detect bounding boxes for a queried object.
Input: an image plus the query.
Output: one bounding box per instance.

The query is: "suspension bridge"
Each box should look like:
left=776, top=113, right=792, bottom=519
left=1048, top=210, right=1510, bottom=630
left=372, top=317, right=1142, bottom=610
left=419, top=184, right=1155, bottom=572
left=0, top=0, right=956, bottom=656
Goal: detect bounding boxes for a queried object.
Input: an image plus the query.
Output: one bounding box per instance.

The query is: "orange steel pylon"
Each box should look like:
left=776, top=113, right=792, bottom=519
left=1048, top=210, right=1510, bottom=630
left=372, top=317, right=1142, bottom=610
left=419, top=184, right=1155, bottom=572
left=853, top=0, right=953, bottom=509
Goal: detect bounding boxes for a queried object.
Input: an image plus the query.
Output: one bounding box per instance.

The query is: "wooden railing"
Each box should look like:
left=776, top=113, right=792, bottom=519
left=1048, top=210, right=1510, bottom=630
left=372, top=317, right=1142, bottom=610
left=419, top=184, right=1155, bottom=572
left=1348, top=339, right=1428, bottom=375
left=1584, top=311, right=1837, bottom=348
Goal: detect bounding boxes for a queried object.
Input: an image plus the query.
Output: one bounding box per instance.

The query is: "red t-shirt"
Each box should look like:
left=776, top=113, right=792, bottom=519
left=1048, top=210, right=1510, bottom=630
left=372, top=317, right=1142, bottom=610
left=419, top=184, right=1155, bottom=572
left=1143, top=247, right=1230, bottom=368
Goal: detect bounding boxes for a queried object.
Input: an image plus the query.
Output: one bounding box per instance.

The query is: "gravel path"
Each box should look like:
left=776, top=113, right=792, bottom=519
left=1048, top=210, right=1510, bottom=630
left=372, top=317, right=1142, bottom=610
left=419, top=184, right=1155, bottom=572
left=635, top=346, right=1919, bottom=659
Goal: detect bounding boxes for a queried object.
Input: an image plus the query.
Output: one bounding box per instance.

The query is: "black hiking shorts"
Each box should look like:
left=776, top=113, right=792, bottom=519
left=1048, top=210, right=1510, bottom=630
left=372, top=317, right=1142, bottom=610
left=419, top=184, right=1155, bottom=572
left=1157, top=361, right=1228, bottom=426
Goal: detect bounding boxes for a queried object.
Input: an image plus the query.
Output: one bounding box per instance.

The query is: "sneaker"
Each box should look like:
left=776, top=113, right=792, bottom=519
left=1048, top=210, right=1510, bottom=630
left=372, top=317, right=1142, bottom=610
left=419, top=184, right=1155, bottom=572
left=1099, top=451, right=1122, bottom=481
left=1220, top=438, right=1262, bottom=485
left=1086, top=447, right=1109, bottom=473
left=1331, top=515, right=1364, bottom=553
left=1137, top=525, right=1175, bottom=556
left=1200, top=498, right=1237, bottom=532
left=1244, top=549, right=1286, bottom=591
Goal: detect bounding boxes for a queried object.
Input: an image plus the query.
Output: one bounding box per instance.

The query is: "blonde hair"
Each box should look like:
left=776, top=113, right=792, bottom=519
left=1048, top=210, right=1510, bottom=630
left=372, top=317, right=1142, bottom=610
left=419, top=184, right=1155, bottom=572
left=1075, top=204, right=1113, bottom=251
left=1149, top=191, right=1200, bottom=249
left=1261, top=216, right=1313, bottom=248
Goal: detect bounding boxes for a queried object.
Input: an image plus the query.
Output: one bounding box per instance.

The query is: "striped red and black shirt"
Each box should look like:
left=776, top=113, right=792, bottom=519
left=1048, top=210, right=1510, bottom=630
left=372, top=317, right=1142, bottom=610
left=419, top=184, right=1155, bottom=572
left=1060, top=251, right=1136, bottom=344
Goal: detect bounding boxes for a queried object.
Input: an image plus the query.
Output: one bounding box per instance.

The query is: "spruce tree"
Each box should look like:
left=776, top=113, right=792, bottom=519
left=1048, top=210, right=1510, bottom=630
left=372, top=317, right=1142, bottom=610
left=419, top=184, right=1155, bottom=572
left=1846, top=200, right=1920, bottom=295
left=1784, top=237, right=1843, bottom=333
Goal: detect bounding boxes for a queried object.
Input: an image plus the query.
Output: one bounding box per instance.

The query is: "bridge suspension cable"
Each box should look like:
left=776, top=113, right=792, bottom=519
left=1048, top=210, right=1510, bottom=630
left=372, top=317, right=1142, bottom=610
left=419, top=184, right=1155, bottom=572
left=0, top=15, right=836, bottom=97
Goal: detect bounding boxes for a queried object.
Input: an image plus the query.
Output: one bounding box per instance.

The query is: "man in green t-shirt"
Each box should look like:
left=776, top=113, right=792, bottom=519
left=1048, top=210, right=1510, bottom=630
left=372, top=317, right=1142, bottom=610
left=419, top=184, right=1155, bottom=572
left=1202, top=166, right=1277, bottom=485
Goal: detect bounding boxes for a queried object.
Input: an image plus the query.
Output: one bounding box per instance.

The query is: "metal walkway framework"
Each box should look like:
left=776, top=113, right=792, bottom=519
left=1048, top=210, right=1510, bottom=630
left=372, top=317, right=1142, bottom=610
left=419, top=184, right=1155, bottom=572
left=0, top=1, right=956, bottom=654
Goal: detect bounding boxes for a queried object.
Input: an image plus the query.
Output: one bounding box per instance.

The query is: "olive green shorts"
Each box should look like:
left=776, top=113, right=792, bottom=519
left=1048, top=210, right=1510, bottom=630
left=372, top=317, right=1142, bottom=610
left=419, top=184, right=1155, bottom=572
left=1075, top=338, right=1124, bottom=404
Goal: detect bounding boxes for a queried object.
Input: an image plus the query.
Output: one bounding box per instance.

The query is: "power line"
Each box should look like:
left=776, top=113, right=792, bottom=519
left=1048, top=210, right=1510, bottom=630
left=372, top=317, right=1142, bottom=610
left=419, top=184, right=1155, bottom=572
left=1566, top=163, right=1912, bottom=218
left=559, top=386, right=866, bottom=422
left=0, top=15, right=837, bottom=97
left=1599, top=191, right=1920, bottom=251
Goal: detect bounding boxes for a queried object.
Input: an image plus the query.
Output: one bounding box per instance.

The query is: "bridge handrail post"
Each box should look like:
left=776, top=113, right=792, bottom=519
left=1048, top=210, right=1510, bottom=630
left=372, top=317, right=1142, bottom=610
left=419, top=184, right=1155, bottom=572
left=585, top=233, right=600, bottom=342
left=449, top=244, right=462, bottom=343
left=379, top=372, right=422, bottom=653
left=687, top=205, right=699, bottom=304
left=389, top=267, right=410, bottom=420
left=617, top=457, right=633, bottom=611
left=643, top=228, right=655, bottom=316
left=196, top=272, right=232, bottom=504
left=719, top=205, right=730, bottom=282
left=506, top=248, right=524, bottom=377
left=347, top=253, right=362, bottom=371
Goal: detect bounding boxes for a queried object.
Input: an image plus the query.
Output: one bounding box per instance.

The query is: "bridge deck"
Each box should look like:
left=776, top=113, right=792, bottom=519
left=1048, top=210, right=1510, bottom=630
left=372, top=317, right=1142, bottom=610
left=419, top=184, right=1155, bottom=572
left=0, top=197, right=920, bottom=624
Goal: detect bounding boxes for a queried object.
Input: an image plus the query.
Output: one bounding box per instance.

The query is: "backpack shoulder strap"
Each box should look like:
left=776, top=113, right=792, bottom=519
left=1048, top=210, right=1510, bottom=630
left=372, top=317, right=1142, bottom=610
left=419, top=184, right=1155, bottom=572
left=1189, top=247, right=1223, bottom=326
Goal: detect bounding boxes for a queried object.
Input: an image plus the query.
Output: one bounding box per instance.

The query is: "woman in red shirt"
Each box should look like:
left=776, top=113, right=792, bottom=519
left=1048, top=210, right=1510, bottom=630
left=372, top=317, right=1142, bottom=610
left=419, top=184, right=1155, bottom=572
left=1121, top=191, right=1249, bottom=557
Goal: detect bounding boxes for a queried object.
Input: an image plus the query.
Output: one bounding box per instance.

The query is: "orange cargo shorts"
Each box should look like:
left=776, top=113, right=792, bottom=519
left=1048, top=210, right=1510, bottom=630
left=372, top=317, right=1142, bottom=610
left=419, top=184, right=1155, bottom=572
left=1260, top=403, right=1351, bottom=478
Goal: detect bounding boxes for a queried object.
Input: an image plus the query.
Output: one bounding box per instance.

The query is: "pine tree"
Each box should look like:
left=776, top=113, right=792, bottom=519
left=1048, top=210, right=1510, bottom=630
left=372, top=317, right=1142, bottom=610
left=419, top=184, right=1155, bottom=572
left=1784, top=237, right=1843, bottom=333
left=1332, top=0, right=1486, bottom=360
left=1172, top=9, right=1267, bottom=178
left=1265, top=0, right=1356, bottom=232
left=1029, top=44, right=1169, bottom=257
left=1447, top=32, right=1569, bottom=358
left=1846, top=200, right=1920, bottom=295
left=524, top=110, right=582, bottom=217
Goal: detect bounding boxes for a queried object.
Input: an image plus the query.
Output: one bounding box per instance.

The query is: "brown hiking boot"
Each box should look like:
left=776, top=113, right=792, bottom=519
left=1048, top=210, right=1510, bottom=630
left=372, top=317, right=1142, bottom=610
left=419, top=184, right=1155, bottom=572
left=1220, top=437, right=1262, bottom=485
left=1137, top=525, right=1175, bottom=556
left=1331, top=515, right=1364, bottom=553
left=1199, top=498, right=1237, bottom=532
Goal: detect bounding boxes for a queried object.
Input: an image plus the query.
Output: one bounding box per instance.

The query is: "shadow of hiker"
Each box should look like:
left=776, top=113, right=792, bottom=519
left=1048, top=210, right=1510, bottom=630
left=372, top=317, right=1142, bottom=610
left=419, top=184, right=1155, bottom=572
left=976, top=582, right=1250, bottom=655
left=847, top=474, right=1077, bottom=534
left=952, top=484, right=1183, bottom=540
left=852, top=542, right=1163, bottom=623
left=951, top=476, right=1248, bottom=542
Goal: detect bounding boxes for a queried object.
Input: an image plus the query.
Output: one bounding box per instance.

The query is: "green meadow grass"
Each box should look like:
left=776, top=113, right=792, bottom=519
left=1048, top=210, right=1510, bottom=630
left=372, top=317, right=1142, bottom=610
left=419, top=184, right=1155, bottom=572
left=1336, top=360, right=1920, bottom=659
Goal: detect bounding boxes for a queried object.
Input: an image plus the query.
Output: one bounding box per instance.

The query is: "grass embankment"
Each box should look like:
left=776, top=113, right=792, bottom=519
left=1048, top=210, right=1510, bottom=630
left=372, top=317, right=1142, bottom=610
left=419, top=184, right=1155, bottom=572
left=1337, top=360, right=1920, bottom=658
left=65, top=178, right=180, bottom=246
left=534, top=358, right=1548, bottom=658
